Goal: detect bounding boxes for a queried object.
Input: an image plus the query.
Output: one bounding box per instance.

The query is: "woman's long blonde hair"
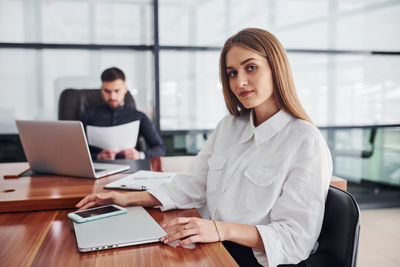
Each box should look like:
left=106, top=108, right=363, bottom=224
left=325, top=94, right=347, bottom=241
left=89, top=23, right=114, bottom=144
left=219, top=28, right=312, bottom=124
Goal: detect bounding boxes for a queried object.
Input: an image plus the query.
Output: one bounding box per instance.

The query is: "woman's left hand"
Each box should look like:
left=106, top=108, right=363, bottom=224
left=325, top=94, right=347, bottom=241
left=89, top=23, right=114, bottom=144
left=161, top=217, right=221, bottom=247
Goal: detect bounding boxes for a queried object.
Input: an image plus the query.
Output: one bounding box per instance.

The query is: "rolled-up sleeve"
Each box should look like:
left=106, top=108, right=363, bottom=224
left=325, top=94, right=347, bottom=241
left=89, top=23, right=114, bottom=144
left=254, top=135, right=332, bottom=267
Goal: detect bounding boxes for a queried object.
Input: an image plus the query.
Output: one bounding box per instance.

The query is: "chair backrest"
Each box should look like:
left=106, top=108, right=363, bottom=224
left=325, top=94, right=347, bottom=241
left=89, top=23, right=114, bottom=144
left=307, top=186, right=360, bottom=267
left=58, top=88, right=136, bottom=121
left=281, top=186, right=361, bottom=267
left=221, top=186, right=361, bottom=267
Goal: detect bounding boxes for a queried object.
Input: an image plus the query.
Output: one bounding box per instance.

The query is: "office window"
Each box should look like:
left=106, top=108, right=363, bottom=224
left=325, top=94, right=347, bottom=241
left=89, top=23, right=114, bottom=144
left=0, top=48, right=153, bottom=133
left=42, top=1, right=90, bottom=43
left=336, top=2, right=400, bottom=51
left=288, top=54, right=330, bottom=125
left=0, top=0, right=26, bottom=42
left=160, top=50, right=226, bottom=130
left=289, top=53, right=400, bottom=126
left=326, top=127, right=400, bottom=185
left=0, top=0, right=154, bottom=135
left=159, top=0, right=271, bottom=46
left=159, top=1, right=225, bottom=46
left=93, top=1, right=153, bottom=45
left=333, top=55, right=400, bottom=125
left=0, top=0, right=399, bottom=186
left=0, top=49, right=37, bottom=132
left=0, top=0, right=153, bottom=44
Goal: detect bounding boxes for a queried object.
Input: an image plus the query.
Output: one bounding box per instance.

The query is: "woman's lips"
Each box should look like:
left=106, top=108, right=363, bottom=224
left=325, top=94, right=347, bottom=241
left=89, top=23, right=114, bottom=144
left=239, top=90, right=254, bottom=97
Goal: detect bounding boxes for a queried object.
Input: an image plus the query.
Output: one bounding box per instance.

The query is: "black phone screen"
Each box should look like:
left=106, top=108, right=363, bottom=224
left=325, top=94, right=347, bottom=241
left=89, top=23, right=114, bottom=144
left=75, top=205, right=120, bottom=218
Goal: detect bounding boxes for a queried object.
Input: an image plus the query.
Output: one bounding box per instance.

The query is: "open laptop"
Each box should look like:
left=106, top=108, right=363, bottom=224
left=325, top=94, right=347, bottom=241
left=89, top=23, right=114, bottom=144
left=16, top=120, right=130, bottom=178
left=72, top=206, right=166, bottom=252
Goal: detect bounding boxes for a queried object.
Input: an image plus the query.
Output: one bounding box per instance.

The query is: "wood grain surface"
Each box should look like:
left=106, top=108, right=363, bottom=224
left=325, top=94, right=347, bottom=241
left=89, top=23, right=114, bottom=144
left=0, top=207, right=238, bottom=267
left=0, top=161, right=347, bottom=212
left=0, top=160, right=347, bottom=266
left=0, top=162, right=131, bottom=212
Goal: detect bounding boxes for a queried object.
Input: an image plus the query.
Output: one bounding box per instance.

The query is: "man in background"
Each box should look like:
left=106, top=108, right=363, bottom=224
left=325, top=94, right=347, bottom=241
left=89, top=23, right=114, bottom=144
left=80, top=67, right=165, bottom=160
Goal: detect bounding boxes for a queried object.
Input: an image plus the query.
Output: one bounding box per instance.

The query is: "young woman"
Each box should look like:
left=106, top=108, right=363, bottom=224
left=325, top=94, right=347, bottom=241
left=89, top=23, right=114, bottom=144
left=77, top=28, right=332, bottom=267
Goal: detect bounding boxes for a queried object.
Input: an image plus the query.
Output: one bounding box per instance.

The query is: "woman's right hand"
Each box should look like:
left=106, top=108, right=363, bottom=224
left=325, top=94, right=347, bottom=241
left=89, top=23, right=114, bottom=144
left=75, top=191, right=127, bottom=210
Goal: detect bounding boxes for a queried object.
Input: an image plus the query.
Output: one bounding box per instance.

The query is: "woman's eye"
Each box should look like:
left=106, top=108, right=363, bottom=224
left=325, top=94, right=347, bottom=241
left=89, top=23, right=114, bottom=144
left=247, top=65, right=256, bottom=71
left=228, top=71, right=237, bottom=78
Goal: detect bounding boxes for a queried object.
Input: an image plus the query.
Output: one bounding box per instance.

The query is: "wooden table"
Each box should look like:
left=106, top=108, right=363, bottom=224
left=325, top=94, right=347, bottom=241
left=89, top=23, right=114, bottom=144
left=0, top=161, right=238, bottom=266
left=0, top=208, right=237, bottom=267
left=0, top=162, right=130, bottom=212
left=0, top=160, right=347, bottom=266
left=0, top=161, right=347, bottom=213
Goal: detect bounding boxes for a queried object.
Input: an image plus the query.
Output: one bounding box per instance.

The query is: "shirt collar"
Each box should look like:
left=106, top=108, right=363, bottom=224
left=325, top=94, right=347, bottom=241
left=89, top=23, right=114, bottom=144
left=239, top=109, right=293, bottom=146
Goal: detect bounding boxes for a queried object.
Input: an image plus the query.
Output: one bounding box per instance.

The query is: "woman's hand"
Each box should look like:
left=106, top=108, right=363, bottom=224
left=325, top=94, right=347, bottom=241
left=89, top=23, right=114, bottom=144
left=160, top=217, right=221, bottom=247
left=75, top=191, right=128, bottom=210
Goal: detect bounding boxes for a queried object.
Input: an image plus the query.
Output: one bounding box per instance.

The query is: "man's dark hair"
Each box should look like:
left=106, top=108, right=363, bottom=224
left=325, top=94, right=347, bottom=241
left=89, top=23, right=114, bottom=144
left=101, top=67, right=125, bottom=82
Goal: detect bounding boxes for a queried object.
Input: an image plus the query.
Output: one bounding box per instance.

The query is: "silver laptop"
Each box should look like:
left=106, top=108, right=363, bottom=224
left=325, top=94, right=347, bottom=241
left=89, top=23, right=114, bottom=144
left=16, top=120, right=130, bottom=178
left=72, top=206, right=166, bottom=252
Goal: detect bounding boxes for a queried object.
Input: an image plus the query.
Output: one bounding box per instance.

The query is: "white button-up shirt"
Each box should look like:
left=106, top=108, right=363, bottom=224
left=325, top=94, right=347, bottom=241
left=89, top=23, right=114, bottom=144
left=149, top=110, right=332, bottom=267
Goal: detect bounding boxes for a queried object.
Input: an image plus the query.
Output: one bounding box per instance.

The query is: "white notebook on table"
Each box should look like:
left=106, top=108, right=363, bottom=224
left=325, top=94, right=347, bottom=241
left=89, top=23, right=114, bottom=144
left=105, top=170, right=175, bottom=191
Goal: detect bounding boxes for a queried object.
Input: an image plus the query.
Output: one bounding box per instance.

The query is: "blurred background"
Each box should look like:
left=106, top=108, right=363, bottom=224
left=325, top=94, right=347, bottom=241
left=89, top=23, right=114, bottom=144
left=0, top=0, right=399, bottom=209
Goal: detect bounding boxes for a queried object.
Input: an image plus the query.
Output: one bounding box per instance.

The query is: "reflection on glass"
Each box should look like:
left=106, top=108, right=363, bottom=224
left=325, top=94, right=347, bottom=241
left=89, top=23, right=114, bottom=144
left=0, top=0, right=153, bottom=44
left=288, top=53, right=329, bottom=125
left=334, top=55, right=400, bottom=126
left=42, top=1, right=90, bottom=43
left=336, top=4, right=400, bottom=51
left=0, top=49, right=153, bottom=134
left=158, top=0, right=399, bottom=50
left=0, top=0, right=26, bottom=42
left=0, top=49, right=37, bottom=133
left=160, top=51, right=226, bottom=130
left=322, top=127, right=400, bottom=186
left=288, top=53, right=400, bottom=127
left=94, top=1, right=153, bottom=45
left=159, top=0, right=226, bottom=46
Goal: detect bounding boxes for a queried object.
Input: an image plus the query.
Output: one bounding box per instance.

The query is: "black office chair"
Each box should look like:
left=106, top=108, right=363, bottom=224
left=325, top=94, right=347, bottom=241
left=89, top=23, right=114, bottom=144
left=58, top=88, right=136, bottom=121
left=224, top=186, right=361, bottom=267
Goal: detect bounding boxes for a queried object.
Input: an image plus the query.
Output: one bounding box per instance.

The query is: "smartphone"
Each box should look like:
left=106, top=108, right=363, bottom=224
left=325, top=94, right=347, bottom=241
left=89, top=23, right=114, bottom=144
left=68, top=204, right=127, bottom=223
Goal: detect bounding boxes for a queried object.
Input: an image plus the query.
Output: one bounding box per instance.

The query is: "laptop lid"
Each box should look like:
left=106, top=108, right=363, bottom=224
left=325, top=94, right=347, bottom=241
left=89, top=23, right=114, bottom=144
left=16, top=120, right=129, bottom=178
left=72, top=206, right=166, bottom=252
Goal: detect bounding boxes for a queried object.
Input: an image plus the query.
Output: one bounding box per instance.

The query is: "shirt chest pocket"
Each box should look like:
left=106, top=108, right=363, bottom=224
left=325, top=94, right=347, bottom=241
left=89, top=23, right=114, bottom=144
left=244, top=167, right=279, bottom=187
left=240, top=166, right=281, bottom=212
left=206, top=155, right=226, bottom=192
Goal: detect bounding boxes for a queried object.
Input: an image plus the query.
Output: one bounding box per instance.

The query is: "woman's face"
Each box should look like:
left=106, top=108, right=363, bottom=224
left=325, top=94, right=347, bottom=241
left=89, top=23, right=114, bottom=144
left=225, top=45, right=276, bottom=111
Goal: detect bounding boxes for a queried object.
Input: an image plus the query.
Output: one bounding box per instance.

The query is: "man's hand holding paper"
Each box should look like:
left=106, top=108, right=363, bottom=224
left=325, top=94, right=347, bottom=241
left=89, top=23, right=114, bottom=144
left=87, top=121, right=140, bottom=160
left=97, top=149, right=118, bottom=160
left=118, top=147, right=141, bottom=160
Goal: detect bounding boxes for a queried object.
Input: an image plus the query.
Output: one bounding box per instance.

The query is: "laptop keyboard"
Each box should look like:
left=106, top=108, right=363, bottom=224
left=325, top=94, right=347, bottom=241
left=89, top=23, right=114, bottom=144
left=94, top=169, right=106, bottom=173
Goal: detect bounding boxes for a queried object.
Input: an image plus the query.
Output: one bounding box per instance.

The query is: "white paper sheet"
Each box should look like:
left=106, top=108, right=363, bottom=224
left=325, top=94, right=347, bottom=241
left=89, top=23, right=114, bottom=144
left=87, top=120, right=140, bottom=151
left=105, top=170, right=175, bottom=190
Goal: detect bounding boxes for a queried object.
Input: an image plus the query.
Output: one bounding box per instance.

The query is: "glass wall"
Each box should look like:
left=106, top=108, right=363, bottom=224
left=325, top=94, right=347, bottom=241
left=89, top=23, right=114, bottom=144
left=0, top=0, right=399, bottom=185
left=157, top=0, right=400, bottom=129
left=0, top=0, right=154, bottom=134
left=0, top=0, right=153, bottom=44
left=159, top=50, right=224, bottom=130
